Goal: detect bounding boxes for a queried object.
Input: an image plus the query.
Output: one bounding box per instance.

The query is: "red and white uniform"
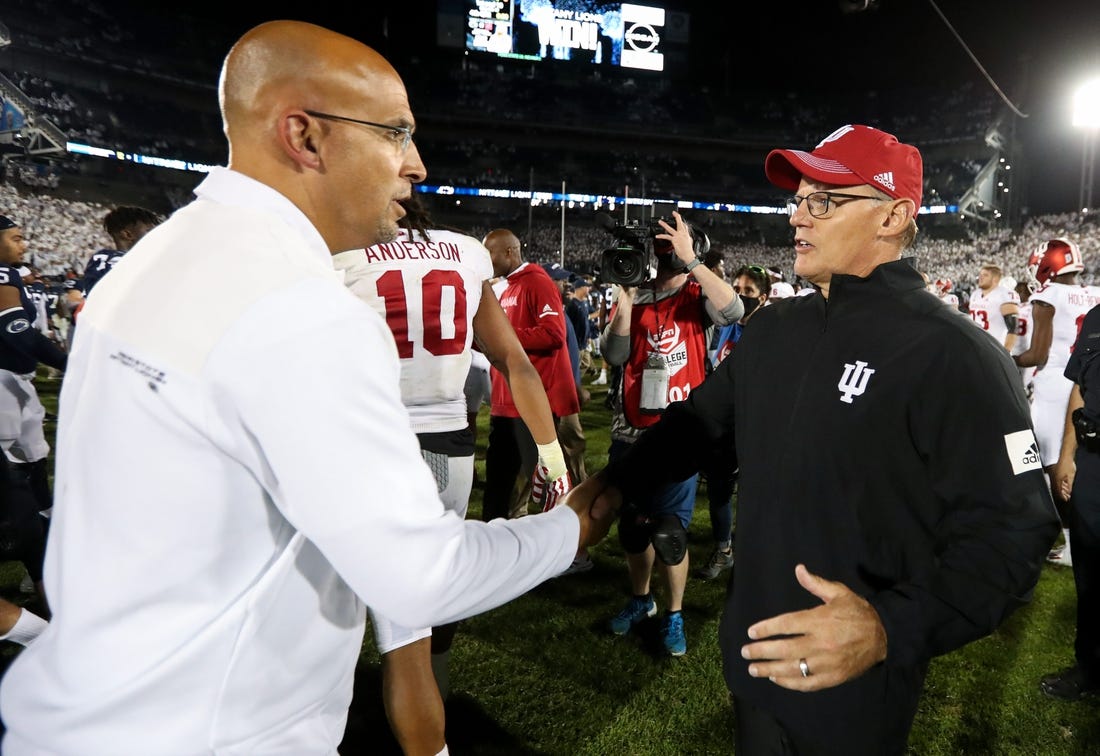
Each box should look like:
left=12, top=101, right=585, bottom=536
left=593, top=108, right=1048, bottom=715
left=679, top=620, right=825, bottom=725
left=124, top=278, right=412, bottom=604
left=1029, top=282, right=1100, bottom=464
left=334, top=228, right=493, bottom=434
left=491, top=262, right=579, bottom=419
left=940, top=292, right=959, bottom=309
left=1011, top=299, right=1034, bottom=389
left=334, top=228, right=494, bottom=653
left=968, top=284, right=1019, bottom=347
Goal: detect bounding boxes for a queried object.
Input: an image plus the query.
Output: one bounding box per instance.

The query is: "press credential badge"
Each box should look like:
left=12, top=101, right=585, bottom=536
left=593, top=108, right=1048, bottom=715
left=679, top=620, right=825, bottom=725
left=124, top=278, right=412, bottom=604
left=640, top=351, right=670, bottom=414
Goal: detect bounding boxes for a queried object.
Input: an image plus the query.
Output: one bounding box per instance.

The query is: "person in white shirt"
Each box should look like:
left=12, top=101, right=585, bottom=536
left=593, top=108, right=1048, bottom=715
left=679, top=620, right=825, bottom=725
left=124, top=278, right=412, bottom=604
left=0, top=21, right=611, bottom=755
left=333, top=193, right=567, bottom=755
left=1014, top=238, right=1100, bottom=566
left=1011, top=279, right=1036, bottom=393
left=968, top=263, right=1020, bottom=352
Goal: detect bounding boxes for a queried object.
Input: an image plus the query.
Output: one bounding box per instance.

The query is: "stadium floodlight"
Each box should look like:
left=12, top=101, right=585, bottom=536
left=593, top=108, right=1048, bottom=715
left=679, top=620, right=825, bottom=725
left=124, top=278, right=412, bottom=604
left=1074, top=77, right=1100, bottom=211
left=1072, top=77, right=1100, bottom=128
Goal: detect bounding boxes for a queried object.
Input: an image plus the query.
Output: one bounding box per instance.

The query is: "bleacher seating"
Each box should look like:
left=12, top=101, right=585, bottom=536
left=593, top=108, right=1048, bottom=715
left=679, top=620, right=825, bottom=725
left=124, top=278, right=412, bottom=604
left=0, top=0, right=1089, bottom=295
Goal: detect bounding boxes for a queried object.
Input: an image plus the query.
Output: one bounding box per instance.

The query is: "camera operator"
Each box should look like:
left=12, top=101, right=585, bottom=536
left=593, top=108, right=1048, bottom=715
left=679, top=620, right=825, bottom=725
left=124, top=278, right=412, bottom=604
left=1044, top=302, right=1100, bottom=701
left=601, top=211, right=742, bottom=656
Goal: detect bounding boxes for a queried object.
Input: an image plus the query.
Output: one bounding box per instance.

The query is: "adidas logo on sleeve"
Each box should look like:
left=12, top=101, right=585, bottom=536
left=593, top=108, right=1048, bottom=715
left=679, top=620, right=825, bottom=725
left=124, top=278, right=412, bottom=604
left=1004, top=430, right=1043, bottom=475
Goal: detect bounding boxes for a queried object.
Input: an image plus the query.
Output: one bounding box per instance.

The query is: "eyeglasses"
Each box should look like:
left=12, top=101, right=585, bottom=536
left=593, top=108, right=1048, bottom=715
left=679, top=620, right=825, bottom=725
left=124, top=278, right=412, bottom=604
left=746, top=265, right=769, bottom=280
left=786, top=191, right=883, bottom=218
left=304, top=110, right=414, bottom=152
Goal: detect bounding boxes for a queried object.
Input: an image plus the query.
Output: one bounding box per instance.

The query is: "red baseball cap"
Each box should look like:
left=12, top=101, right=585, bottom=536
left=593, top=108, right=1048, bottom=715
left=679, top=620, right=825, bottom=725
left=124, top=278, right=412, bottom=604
left=765, top=124, right=923, bottom=208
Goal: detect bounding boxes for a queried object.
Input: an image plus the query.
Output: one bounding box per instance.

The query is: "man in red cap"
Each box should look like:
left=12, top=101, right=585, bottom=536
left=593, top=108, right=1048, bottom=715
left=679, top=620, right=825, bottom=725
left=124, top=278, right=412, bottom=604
left=573, top=125, right=1058, bottom=753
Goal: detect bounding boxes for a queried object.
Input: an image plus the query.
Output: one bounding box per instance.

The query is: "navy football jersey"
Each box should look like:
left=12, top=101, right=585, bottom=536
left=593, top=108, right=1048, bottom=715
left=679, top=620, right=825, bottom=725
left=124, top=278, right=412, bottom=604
left=0, top=264, right=43, bottom=373
left=44, top=284, right=62, bottom=319
left=81, top=248, right=125, bottom=295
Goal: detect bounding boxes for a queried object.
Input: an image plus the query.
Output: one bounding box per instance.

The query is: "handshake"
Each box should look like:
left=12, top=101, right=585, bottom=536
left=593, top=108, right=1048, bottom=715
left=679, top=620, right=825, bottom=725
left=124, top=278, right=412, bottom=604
left=530, top=462, right=572, bottom=512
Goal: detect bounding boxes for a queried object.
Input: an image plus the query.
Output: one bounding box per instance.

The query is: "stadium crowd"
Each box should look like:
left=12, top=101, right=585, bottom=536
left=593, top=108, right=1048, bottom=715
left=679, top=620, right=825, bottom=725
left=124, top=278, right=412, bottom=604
left=2, top=174, right=1097, bottom=298
left=0, top=0, right=998, bottom=210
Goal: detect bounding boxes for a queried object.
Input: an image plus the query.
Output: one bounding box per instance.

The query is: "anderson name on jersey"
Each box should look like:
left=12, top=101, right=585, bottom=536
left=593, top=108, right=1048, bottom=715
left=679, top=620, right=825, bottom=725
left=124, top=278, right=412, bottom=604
left=333, top=228, right=494, bottom=434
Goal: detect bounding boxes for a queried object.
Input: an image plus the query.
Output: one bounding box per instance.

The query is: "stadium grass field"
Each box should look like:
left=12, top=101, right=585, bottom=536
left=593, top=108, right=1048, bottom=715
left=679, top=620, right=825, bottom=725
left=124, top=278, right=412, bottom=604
left=2, top=373, right=1096, bottom=754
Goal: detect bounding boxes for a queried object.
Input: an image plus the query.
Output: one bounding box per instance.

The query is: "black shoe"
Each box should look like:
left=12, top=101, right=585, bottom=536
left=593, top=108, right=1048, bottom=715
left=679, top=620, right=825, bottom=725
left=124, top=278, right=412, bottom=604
left=694, top=547, right=734, bottom=580
left=1039, top=666, right=1100, bottom=701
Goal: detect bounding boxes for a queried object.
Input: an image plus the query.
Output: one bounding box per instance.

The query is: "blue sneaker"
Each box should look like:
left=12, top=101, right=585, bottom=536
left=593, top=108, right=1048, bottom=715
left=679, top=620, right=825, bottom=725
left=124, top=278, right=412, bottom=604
left=660, top=612, right=686, bottom=656
left=608, top=595, right=657, bottom=636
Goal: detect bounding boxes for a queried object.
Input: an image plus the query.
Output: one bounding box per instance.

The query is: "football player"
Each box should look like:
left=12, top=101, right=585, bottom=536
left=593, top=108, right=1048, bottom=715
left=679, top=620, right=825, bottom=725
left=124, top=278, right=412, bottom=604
left=1014, top=238, right=1100, bottom=565
left=934, top=277, right=960, bottom=309
left=78, top=205, right=161, bottom=298
left=1012, top=279, right=1036, bottom=393
left=333, top=194, right=567, bottom=755
left=0, top=215, right=67, bottom=628
left=968, top=264, right=1020, bottom=351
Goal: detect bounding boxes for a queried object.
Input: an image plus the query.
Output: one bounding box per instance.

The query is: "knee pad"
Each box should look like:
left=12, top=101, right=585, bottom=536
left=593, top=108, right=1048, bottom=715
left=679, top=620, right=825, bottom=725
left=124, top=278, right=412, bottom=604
left=617, top=504, right=653, bottom=555
left=651, top=515, right=688, bottom=566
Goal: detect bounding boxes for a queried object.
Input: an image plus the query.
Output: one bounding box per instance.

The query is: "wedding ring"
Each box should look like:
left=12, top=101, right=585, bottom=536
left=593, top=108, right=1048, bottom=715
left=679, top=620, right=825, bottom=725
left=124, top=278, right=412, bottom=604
left=798, top=658, right=811, bottom=678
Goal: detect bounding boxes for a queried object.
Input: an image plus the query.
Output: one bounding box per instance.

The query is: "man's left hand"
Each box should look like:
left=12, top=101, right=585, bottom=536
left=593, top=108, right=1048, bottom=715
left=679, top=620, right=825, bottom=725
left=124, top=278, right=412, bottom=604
left=740, top=564, right=887, bottom=692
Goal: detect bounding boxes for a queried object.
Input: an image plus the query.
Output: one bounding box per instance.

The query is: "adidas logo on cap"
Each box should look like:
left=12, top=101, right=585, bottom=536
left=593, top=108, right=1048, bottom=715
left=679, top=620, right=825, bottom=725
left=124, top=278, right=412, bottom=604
left=873, top=171, right=895, bottom=191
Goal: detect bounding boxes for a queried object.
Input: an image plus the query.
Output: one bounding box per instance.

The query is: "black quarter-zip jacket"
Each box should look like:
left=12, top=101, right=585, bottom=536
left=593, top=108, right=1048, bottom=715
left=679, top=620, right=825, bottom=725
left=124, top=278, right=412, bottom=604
left=607, top=257, right=1059, bottom=743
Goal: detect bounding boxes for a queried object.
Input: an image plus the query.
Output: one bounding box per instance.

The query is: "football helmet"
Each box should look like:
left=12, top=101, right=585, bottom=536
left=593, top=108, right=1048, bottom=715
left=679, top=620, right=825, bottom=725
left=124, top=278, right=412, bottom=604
left=1027, top=238, right=1084, bottom=290
left=934, top=277, right=953, bottom=295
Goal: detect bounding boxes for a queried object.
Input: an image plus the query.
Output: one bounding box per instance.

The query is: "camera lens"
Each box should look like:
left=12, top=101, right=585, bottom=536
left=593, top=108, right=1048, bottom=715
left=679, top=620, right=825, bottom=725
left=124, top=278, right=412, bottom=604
left=611, top=251, right=639, bottom=280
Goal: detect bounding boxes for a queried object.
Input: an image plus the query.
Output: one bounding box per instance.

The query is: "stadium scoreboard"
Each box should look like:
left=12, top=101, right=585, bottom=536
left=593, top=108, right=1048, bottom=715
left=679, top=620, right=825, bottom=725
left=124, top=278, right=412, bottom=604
left=463, top=0, right=668, bottom=71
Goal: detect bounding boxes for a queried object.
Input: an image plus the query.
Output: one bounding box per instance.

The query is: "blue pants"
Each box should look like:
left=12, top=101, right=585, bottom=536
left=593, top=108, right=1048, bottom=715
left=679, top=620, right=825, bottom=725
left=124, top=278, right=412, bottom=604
left=609, top=438, right=697, bottom=530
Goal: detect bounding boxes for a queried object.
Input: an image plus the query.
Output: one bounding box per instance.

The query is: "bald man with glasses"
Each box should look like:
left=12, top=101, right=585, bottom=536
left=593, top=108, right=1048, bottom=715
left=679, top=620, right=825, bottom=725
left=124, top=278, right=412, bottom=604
left=574, top=125, right=1058, bottom=754
left=0, top=21, right=613, bottom=754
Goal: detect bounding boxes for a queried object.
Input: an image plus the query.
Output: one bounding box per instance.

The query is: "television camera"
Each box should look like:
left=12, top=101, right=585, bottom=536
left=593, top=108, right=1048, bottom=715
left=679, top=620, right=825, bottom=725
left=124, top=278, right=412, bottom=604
left=595, top=211, right=709, bottom=287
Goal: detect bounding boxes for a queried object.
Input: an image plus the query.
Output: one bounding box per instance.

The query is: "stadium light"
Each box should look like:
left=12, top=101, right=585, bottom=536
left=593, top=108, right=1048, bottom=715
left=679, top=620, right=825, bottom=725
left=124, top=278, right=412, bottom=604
left=1073, top=78, right=1100, bottom=128
left=1074, top=77, right=1100, bottom=211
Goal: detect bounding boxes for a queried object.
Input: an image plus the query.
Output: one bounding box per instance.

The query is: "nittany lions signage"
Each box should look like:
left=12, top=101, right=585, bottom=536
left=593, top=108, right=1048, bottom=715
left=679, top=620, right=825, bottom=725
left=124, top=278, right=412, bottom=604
left=465, top=0, right=666, bottom=72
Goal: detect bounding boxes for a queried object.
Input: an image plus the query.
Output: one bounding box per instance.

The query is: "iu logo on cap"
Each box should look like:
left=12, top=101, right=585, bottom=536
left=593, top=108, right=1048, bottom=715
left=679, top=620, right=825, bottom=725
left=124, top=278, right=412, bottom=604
left=816, top=125, right=856, bottom=149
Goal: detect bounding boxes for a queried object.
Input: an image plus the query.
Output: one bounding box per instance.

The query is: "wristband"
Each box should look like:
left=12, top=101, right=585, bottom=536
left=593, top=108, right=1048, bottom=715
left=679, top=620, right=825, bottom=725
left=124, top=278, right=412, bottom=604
left=684, top=257, right=702, bottom=273
left=536, top=440, right=567, bottom=481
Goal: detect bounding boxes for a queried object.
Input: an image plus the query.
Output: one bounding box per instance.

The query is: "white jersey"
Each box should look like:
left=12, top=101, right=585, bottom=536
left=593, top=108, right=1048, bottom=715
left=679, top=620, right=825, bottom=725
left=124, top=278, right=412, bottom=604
left=333, top=228, right=493, bottom=434
left=1028, top=282, right=1100, bottom=463
left=968, top=284, right=1019, bottom=347
left=1030, top=282, right=1100, bottom=379
left=940, top=293, right=959, bottom=309
left=1012, top=300, right=1035, bottom=387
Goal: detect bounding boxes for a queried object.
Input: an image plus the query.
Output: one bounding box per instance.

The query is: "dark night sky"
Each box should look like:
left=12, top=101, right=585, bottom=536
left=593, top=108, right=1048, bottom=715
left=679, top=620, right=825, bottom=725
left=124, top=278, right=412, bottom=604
left=73, top=1, right=1100, bottom=213
left=689, top=1, right=1100, bottom=213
